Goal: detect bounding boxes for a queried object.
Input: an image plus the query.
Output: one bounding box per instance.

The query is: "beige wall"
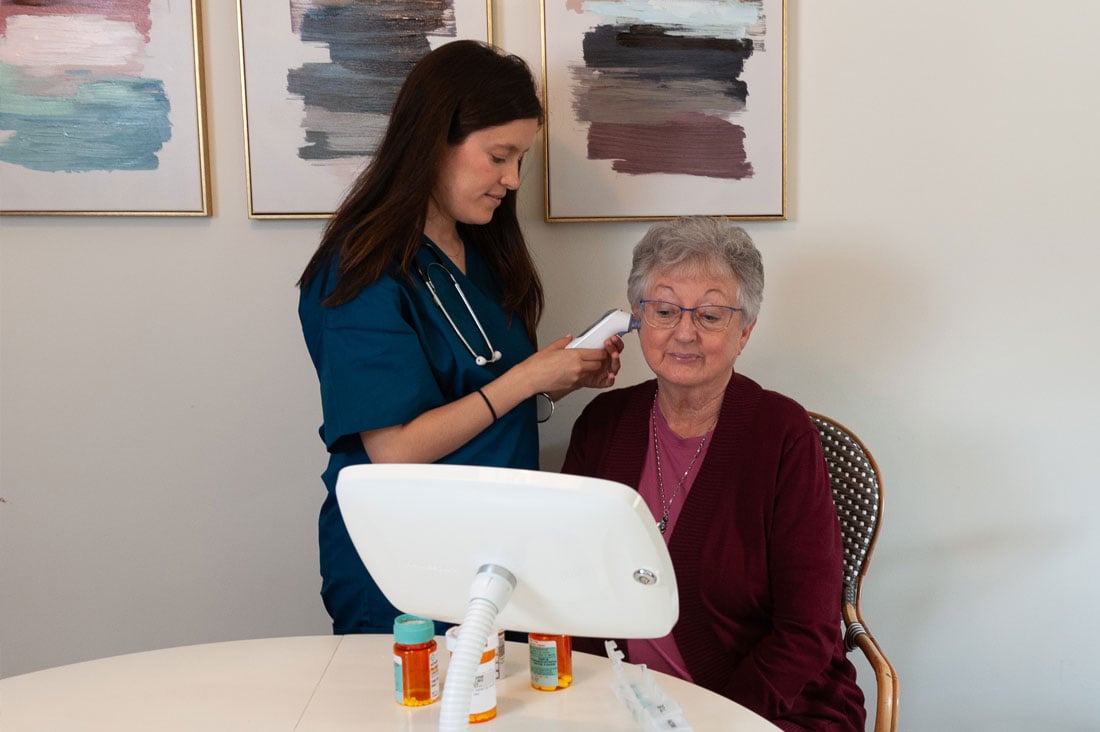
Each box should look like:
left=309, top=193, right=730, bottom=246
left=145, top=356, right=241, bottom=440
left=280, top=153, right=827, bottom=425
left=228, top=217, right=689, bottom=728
left=3, top=2, right=1099, bottom=729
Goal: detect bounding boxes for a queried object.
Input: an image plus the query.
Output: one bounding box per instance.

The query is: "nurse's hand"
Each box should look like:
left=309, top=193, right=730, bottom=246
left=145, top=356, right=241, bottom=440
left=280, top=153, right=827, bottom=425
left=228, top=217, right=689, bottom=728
left=525, top=334, right=623, bottom=398
left=577, top=333, right=623, bottom=389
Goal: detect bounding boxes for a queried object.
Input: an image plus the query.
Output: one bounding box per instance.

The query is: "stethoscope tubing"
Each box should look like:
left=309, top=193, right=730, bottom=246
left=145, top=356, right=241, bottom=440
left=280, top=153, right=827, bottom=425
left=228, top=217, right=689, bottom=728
left=417, top=253, right=502, bottom=367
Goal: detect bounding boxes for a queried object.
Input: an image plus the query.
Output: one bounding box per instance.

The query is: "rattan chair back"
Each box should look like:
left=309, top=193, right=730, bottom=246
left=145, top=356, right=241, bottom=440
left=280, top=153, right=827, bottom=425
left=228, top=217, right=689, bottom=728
left=808, top=412, right=899, bottom=732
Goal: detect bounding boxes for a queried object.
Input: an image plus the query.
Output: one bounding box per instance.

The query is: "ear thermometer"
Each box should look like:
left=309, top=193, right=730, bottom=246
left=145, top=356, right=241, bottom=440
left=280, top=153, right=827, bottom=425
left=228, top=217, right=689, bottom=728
left=567, top=309, right=639, bottom=349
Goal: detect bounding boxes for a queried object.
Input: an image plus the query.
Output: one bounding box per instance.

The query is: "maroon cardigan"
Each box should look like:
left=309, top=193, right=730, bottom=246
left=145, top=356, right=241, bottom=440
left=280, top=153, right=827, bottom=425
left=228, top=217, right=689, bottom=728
left=562, top=374, right=866, bottom=732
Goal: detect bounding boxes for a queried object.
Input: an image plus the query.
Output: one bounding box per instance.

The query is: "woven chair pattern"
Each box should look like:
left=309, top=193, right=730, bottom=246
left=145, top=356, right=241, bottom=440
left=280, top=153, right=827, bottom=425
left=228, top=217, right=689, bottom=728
left=808, top=412, right=898, bottom=732
left=809, top=414, right=881, bottom=615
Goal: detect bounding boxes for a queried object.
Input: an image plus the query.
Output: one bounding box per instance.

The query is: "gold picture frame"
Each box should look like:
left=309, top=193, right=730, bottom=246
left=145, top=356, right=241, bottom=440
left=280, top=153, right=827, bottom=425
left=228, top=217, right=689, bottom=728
left=237, top=0, right=493, bottom=219
left=0, top=0, right=211, bottom=217
left=541, top=0, right=787, bottom=222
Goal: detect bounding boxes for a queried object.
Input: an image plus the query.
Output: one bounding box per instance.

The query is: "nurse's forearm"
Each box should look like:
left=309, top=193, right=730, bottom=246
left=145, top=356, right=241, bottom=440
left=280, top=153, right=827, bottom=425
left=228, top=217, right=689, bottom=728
left=358, top=346, right=607, bottom=463
left=358, top=389, right=502, bottom=464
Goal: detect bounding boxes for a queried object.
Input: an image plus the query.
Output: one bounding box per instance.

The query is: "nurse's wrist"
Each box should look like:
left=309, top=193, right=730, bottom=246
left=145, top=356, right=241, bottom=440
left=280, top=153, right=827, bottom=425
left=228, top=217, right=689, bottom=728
left=545, top=388, right=571, bottom=403
left=476, top=388, right=499, bottom=423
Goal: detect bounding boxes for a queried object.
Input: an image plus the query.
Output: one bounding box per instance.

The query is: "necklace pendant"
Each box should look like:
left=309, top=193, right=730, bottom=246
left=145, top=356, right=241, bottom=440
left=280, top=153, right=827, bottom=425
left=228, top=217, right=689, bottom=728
left=658, top=516, right=668, bottom=534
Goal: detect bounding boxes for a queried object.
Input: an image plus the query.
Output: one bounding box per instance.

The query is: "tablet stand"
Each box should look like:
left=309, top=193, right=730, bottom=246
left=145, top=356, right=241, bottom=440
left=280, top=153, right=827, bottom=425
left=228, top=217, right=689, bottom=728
left=336, top=463, right=678, bottom=732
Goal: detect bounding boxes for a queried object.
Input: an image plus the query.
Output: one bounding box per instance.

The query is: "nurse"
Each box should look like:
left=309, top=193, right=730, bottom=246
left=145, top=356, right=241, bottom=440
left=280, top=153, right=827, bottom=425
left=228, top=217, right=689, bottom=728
left=297, top=40, right=622, bottom=634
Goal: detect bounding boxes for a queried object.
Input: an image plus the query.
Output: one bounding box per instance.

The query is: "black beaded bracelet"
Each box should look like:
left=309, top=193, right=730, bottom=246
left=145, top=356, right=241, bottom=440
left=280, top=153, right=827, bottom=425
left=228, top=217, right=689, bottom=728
left=476, top=388, right=498, bottom=423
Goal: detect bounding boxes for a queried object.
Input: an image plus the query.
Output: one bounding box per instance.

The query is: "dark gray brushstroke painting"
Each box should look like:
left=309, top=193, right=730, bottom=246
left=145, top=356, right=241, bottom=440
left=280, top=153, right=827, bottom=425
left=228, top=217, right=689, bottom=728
left=571, top=23, right=756, bottom=179
left=286, top=0, right=456, bottom=161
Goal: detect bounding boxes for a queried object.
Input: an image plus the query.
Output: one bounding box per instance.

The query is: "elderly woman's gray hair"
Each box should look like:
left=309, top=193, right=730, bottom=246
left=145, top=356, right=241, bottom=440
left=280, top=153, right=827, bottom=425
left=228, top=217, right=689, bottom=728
left=626, top=216, right=764, bottom=325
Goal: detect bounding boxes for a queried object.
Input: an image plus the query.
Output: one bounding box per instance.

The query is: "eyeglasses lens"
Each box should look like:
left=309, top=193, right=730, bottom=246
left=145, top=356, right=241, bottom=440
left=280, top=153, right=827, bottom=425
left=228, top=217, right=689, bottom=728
left=641, top=301, right=735, bottom=332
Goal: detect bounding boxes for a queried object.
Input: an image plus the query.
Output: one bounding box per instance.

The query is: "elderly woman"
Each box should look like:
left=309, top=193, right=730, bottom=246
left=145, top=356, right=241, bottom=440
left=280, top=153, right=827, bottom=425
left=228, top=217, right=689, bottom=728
left=563, top=217, right=866, bottom=732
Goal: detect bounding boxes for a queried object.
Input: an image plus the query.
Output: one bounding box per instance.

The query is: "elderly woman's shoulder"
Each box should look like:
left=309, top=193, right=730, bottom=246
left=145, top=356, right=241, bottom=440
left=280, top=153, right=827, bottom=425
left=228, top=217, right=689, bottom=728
left=756, top=387, right=819, bottom=435
left=729, top=373, right=815, bottom=429
left=760, top=387, right=812, bottom=416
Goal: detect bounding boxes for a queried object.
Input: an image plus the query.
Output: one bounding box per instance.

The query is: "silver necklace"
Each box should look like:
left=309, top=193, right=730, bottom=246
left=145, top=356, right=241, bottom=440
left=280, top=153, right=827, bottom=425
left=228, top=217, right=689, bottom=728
left=651, top=391, right=709, bottom=534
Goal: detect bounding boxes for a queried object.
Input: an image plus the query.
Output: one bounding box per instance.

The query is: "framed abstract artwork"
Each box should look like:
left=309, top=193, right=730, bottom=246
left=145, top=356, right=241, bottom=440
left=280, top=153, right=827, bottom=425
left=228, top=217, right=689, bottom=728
left=0, top=0, right=210, bottom=217
left=237, top=0, right=492, bottom=219
left=541, top=0, right=787, bottom=222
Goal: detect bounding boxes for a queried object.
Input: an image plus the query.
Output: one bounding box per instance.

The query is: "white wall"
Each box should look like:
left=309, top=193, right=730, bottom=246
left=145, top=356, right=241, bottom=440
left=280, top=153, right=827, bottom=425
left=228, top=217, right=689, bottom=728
left=3, top=2, right=1099, bottom=729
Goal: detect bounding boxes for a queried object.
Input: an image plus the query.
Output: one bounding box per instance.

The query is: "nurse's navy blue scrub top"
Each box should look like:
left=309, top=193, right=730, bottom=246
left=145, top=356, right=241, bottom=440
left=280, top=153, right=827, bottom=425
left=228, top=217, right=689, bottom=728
left=299, top=239, right=539, bottom=633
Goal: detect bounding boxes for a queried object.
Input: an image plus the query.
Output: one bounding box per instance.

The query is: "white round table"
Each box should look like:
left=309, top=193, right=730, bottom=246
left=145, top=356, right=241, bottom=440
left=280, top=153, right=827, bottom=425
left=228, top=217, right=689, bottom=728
left=0, top=635, right=781, bottom=730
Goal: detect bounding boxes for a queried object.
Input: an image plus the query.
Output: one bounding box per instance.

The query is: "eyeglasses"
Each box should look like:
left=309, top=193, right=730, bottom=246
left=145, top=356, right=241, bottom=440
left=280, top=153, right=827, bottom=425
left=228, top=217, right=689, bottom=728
left=639, top=299, right=742, bottom=332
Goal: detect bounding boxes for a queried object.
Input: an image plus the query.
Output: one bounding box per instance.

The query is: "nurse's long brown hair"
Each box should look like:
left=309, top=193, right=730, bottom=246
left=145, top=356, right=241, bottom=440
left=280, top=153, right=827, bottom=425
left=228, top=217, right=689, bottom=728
left=297, top=40, right=545, bottom=342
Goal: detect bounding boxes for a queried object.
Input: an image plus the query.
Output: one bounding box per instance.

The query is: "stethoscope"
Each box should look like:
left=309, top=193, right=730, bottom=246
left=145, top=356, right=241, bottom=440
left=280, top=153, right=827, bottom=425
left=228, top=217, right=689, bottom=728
left=416, top=247, right=502, bottom=367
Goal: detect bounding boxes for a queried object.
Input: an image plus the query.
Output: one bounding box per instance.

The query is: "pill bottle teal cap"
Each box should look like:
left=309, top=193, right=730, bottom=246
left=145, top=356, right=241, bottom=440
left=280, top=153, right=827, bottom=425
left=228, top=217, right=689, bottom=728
left=394, top=614, right=434, bottom=645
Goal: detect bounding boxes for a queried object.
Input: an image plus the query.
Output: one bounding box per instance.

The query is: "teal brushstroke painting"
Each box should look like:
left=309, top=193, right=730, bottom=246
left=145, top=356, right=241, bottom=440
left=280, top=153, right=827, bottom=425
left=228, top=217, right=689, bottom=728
left=0, top=64, right=172, bottom=173
left=0, top=2, right=172, bottom=175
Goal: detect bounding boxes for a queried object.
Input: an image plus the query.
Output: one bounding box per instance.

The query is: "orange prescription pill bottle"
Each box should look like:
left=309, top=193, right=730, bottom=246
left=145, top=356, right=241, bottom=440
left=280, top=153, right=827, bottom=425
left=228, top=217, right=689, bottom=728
left=393, top=614, right=440, bottom=706
left=444, top=626, right=497, bottom=722
left=528, top=633, right=573, bottom=691
left=495, top=628, right=506, bottom=679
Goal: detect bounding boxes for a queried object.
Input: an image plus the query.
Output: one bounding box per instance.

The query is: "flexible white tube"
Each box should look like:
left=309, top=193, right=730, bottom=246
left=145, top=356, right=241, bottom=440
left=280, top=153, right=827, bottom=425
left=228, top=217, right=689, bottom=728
left=438, top=565, right=516, bottom=732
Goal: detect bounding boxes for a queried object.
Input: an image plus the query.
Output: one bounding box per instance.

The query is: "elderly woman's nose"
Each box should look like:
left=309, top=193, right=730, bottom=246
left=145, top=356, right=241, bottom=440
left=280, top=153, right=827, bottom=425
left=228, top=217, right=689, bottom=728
left=672, top=312, right=699, bottom=338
